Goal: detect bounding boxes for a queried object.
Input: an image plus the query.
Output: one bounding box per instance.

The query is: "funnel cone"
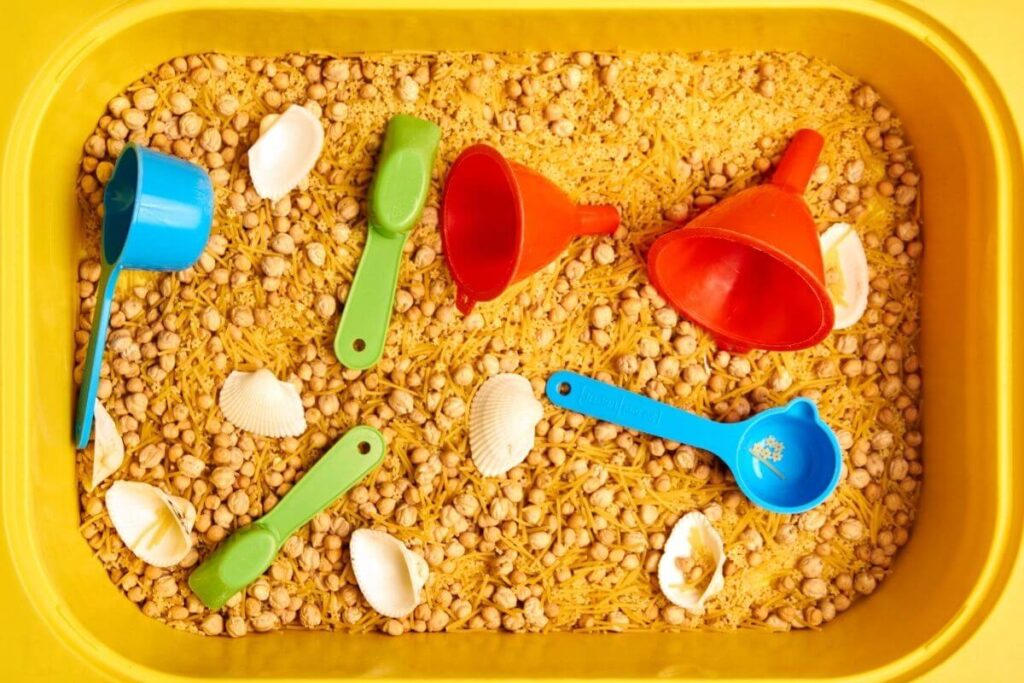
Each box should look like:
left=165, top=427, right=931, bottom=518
left=647, top=129, right=834, bottom=351
left=441, top=144, right=620, bottom=313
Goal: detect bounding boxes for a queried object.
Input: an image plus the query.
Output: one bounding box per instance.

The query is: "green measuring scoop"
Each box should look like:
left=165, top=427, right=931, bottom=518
left=188, top=425, right=385, bottom=609
left=334, top=115, right=441, bottom=370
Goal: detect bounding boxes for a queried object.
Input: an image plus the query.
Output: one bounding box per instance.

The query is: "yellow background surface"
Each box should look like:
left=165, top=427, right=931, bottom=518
left=0, top=0, right=1020, bottom=680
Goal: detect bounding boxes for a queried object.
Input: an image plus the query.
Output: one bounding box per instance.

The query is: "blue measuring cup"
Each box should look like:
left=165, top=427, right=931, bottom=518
left=73, top=143, right=213, bottom=448
left=545, top=371, right=842, bottom=513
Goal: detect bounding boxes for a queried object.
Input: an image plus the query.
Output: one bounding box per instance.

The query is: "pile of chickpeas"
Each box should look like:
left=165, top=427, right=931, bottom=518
left=75, top=49, right=922, bottom=636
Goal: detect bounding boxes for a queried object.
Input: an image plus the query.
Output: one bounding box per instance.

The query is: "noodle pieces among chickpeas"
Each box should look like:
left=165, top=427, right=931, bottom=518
left=74, top=49, right=922, bottom=636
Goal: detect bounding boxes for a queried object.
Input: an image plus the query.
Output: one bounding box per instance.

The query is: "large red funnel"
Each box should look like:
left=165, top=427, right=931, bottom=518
left=647, top=129, right=834, bottom=352
left=442, top=144, right=620, bottom=313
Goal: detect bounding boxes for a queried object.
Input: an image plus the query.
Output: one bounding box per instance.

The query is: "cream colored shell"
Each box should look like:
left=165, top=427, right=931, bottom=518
left=248, top=104, right=325, bottom=201
left=218, top=368, right=307, bottom=438
left=657, top=511, right=726, bottom=611
left=469, top=373, right=544, bottom=477
left=350, top=529, right=429, bottom=618
left=821, top=222, right=869, bottom=329
left=105, top=481, right=196, bottom=568
left=90, top=400, right=125, bottom=489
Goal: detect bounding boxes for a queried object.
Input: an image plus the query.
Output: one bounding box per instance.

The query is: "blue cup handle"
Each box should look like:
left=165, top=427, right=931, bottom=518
left=74, top=262, right=121, bottom=448
left=545, top=371, right=742, bottom=466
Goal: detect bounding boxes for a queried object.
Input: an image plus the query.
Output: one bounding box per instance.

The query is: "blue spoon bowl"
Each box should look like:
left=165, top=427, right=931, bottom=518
left=546, top=371, right=842, bottom=514
left=74, top=144, right=213, bottom=448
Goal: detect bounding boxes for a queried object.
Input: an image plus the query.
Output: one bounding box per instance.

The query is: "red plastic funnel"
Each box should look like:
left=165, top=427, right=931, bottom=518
left=647, top=129, right=834, bottom=352
left=442, top=144, right=620, bottom=313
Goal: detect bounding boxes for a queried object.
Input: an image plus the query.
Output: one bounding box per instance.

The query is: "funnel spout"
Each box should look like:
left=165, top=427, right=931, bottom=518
left=770, top=128, right=824, bottom=194
left=455, top=289, right=477, bottom=314
left=576, top=204, right=620, bottom=236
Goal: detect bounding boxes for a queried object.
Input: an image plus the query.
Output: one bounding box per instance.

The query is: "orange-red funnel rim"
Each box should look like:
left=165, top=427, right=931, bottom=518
left=441, top=144, right=525, bottom=310
left=648, top=226, right=835, bottom=350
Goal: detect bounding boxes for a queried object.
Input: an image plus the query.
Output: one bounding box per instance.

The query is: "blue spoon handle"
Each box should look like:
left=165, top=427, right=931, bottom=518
left=545, top=371, right=741, bottom=464
left=74, top=263, right=120, bottom=448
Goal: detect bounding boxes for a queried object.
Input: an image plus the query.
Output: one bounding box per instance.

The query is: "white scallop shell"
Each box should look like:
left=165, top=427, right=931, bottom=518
left=469, top=373, right=544, bottom=477
left=106, top=481, right=196, bottom=568
left=91, top=400, right=124, bottom=489
left=350, top=529, right=429, bottom=618
left=249, top=104, right=324, bottom=201
left=219, top=368, right=307, bottom=438
left=657, top=511, right=726, bottom=611
left=820, top=222, right=869, bottom=330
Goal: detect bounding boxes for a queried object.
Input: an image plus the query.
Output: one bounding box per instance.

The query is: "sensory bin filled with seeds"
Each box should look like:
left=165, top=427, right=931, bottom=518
left=74, top=50, right=923, bottom=636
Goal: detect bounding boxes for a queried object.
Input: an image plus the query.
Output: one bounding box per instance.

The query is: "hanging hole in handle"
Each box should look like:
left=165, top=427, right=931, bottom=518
left=557, top=382, right=571, bottom=396
left=353, top=338, right=366, bottom=352
left=357, top=441, right=371, bottom=455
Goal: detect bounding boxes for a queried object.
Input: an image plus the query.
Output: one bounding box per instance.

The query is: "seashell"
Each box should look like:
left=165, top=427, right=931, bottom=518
left=91, top=400, right=124, bottom=489
left=258, top=113, right=280, bottom=136
left=105, top=481, right=196, bottom=567
left=350, top=529, right=429, bottom=618
left=820, top=222, right=869, bottom=329
left=657, top=511, right=726, bottom=610
left=469, top=373, right=544, bottom=477
left=248, top=104, right=324, bottom=201
left=219, top=368, right=307, bottom=438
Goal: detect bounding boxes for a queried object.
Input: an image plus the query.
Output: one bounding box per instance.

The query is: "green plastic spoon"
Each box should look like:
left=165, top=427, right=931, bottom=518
left=188, top=425, right=385, bottom=609
left=334, top=115, right=441, bottom=369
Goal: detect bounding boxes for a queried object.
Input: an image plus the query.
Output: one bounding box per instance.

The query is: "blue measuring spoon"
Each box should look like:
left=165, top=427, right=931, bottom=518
left=74, top=144, right=213, bottom=448
left=545, top=371, right=842, bottom=513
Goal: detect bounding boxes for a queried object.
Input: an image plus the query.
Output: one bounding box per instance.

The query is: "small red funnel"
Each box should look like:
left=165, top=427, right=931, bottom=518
left=647, top=129, right=834, bottom=352
left=442, top=144, right=620, bottom=313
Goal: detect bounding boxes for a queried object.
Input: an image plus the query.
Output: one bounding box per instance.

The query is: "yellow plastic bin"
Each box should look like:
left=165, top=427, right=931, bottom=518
left=1, top=1, right=1022, bottom=681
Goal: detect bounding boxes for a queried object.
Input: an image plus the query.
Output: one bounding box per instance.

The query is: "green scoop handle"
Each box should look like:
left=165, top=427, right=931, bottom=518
left=334, top=115, right=441, bottom=370
left=188, top=426, right=385, bottom=609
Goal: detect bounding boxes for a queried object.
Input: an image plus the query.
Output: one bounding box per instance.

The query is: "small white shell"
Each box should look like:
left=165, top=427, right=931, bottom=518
left=657, top=511, right=726, bottom=610
left=106, top=481, right=196, bottom=568
left=820, top=222, right=869, bottom=329
left=469, top=373, right=544, bottom=477
left=249, top=104, right=324, bottom=201
left=219, top=368, right=307, bottom=438
left=258, top=113, right=280, bottom=136
left=350, top=529, right=429, bottom=618
left=91, top=400, right=124, bottom=489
